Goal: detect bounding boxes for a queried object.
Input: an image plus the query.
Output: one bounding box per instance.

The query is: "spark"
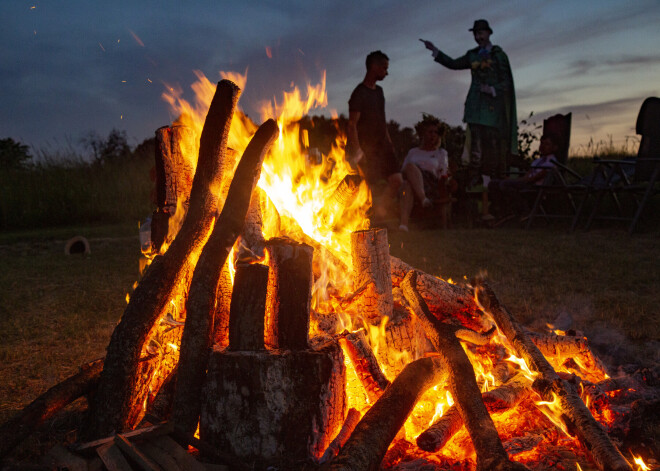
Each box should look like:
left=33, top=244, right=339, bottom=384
left=265, top=46, right=272, bottom=59
left=147, top=78, right=152, bottom=83
left=99, top=43, right=105, bottom=52
left=128, top=29, right=145, bottom=47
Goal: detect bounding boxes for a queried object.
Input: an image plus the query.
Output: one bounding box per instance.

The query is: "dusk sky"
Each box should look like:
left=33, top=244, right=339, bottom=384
left=2, top=1, right=659, bottom=156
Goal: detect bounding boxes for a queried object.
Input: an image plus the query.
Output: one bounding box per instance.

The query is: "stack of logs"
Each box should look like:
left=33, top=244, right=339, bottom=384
left=0, top=78, right=648, bottom=471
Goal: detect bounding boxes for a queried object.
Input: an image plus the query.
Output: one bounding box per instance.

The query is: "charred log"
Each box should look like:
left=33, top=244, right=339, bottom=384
left=171, top=119, right=278, bottom=437
left=402, top=271, right=528, bottom=471
left=0, top=359, right=103, bottom=458
left=321, top=357, right=446, bottom=471
left=475, top=279, right=632, bottom=471
left=227, top=263, right=269, bottom=351
left=351, top=228, right=392, bottom=324
left=152, top=124, right=195, bottom=252
left=318, top=408, right=362, bottom=464
left=200, top=344, right=346, bottom=468
left=264, top=238, right=314, bottom=350
left=338, top=330, right=390, bottom=403
left=527, top=330, right=610, bottom=383
left=390, top=257, right=482, bottom=331
left=416, top=373, right=532, bottom=452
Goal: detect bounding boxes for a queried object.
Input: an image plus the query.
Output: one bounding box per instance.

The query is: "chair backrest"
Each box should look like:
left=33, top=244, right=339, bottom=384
left=543, top=113, right=572, bottom=164
left=634, top=97, right=660, bottom=182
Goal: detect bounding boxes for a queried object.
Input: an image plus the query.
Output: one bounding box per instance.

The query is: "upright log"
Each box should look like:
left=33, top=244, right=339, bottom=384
left=212, top=258, right=233, bottom=347
left=227, top=263, right=269, bottom=351
left=264, top=238, right=314, bottom=350
left=402, top=271, right=528, bottom=471
left=321, top=357, right=446, bottom=471
left=171, top=119, right=278, bottom=437
left=152, top=124, right=195, bottom=252
left=475, top=280, right=632, bottom=471
left=83, top=80, right=242, bottom=440
left=351, top=228, right=392, bottom=324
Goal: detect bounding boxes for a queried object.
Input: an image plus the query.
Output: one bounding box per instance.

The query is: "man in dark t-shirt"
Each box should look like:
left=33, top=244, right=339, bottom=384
left=347, top=50, right=402, bottom=221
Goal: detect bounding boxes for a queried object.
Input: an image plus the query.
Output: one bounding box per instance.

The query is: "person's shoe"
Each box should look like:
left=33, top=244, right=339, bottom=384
left=422, top=197, right=433, bottom=208
left=398, top=224, right=409, bottom=232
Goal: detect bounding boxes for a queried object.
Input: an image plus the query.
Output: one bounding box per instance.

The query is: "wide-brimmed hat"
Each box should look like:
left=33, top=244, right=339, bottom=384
left=469, top=19, right=493, bottom=34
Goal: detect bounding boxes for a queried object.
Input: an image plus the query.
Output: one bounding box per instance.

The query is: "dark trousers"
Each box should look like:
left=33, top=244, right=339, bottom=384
left=488, top=179, right=536, bottom=217
left=470, top=123, right=505, bottom=179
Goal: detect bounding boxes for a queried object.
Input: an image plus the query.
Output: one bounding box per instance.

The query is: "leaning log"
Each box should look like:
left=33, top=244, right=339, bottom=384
left=474, top=280, right=632, bottom=471
left=318, top=408, right=362, bottom=464
left=338, top=330, right=390, bottom=403
left=171, top=119, right=278, bottom=436
left=390, top=257, right=482, bottom=331
left=83, top=80, right=242, bottom=440
left=416, top=373, right=531, bottom=452
left=402, top=271, right=528, bottom=471
left=320, top=357, right=446, bottom=471
left=0, top=359, right=104, bottom=458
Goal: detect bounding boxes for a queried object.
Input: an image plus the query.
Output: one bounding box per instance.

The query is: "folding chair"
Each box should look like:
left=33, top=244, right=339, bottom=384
left=579, top=97, right=660, bottom=234
left=523, top=113, right=588, bottom=229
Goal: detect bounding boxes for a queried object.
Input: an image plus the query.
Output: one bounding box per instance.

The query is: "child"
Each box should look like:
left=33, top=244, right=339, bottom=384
left=489, top=134, right=559, bottom=224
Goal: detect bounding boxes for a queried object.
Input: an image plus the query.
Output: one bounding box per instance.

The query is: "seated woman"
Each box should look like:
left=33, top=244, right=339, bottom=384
left=399, top=117, right=450, bottom=232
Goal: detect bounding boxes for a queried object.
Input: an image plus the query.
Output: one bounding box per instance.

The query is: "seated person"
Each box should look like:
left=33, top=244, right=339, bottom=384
left=488, top=133, right=559, bottom=223
left=399, top=117, right=450, bottom=231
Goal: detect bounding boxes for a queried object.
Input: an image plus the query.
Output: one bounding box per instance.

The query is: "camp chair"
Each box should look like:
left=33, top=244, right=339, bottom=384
left=523, top=113, right=588, bottom=229
left=578, top=97, right=660, bottom=234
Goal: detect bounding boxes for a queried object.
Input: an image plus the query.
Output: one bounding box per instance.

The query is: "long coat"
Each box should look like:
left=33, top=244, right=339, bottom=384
left=435, top=45, right=518, bottom=156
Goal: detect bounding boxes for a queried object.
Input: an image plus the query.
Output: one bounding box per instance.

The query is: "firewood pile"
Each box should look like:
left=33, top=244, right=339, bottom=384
left=1, top=79, right=658, bottom=471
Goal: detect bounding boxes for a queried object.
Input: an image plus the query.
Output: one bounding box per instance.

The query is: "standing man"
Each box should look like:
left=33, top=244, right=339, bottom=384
left=421, top=20, right=517, bottom=217
left=347, top=50, right=403, bottom=223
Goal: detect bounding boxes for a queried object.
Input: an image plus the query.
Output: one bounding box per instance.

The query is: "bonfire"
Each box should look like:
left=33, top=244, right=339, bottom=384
left=1, top=72, right=657, bottom=471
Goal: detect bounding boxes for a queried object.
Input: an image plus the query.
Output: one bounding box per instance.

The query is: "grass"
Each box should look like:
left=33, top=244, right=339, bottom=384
left=0, top=156, right=154, bottom=231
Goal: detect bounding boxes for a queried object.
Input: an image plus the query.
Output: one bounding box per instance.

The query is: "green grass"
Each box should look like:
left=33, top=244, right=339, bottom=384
left=0, top=156, right=154, bottom=231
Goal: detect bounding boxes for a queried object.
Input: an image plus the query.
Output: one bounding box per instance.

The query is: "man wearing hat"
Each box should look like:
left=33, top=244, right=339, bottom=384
left=421, top=19, right=517, bottom=215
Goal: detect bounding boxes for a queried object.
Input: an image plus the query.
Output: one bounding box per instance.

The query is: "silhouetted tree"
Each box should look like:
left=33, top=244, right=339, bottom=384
left=81, top=129, right=132, bottom=164
left=0, top=138, right=32, bottom=169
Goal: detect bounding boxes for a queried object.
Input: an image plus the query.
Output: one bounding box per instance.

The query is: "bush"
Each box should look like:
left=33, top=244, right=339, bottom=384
left=0, top=138, right=32, bottom=169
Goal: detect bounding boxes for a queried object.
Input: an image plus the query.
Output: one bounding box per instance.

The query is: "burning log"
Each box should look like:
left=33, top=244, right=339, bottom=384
left=212, top=259, right=233, bottom=347
left=390, top=256, right=483, bottom=330
left=0, top=359, right=103, bottom=458
left=402, top=271, right=528, bottom=471
left=172, top=119, right=278, bottom=436
left=338, top=330, right=390, bottom=403
left=83, top=80, right=243, bottom=440
left=351, top=228, right=393, bottom=323
left=526, top=330, right=610, bottom=382
left=474, top=280, right=633, bottom=471
left=264, top=238, right=314, bottom=350
left=318, top=408, right=362, bottom=464
left=416, top=373, right=532, bottom=453
left=152, top=124, right=195, bottom=251
left=320, top=356, right=446, bottom=471
left=227, top=263, right=269, bottom=350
